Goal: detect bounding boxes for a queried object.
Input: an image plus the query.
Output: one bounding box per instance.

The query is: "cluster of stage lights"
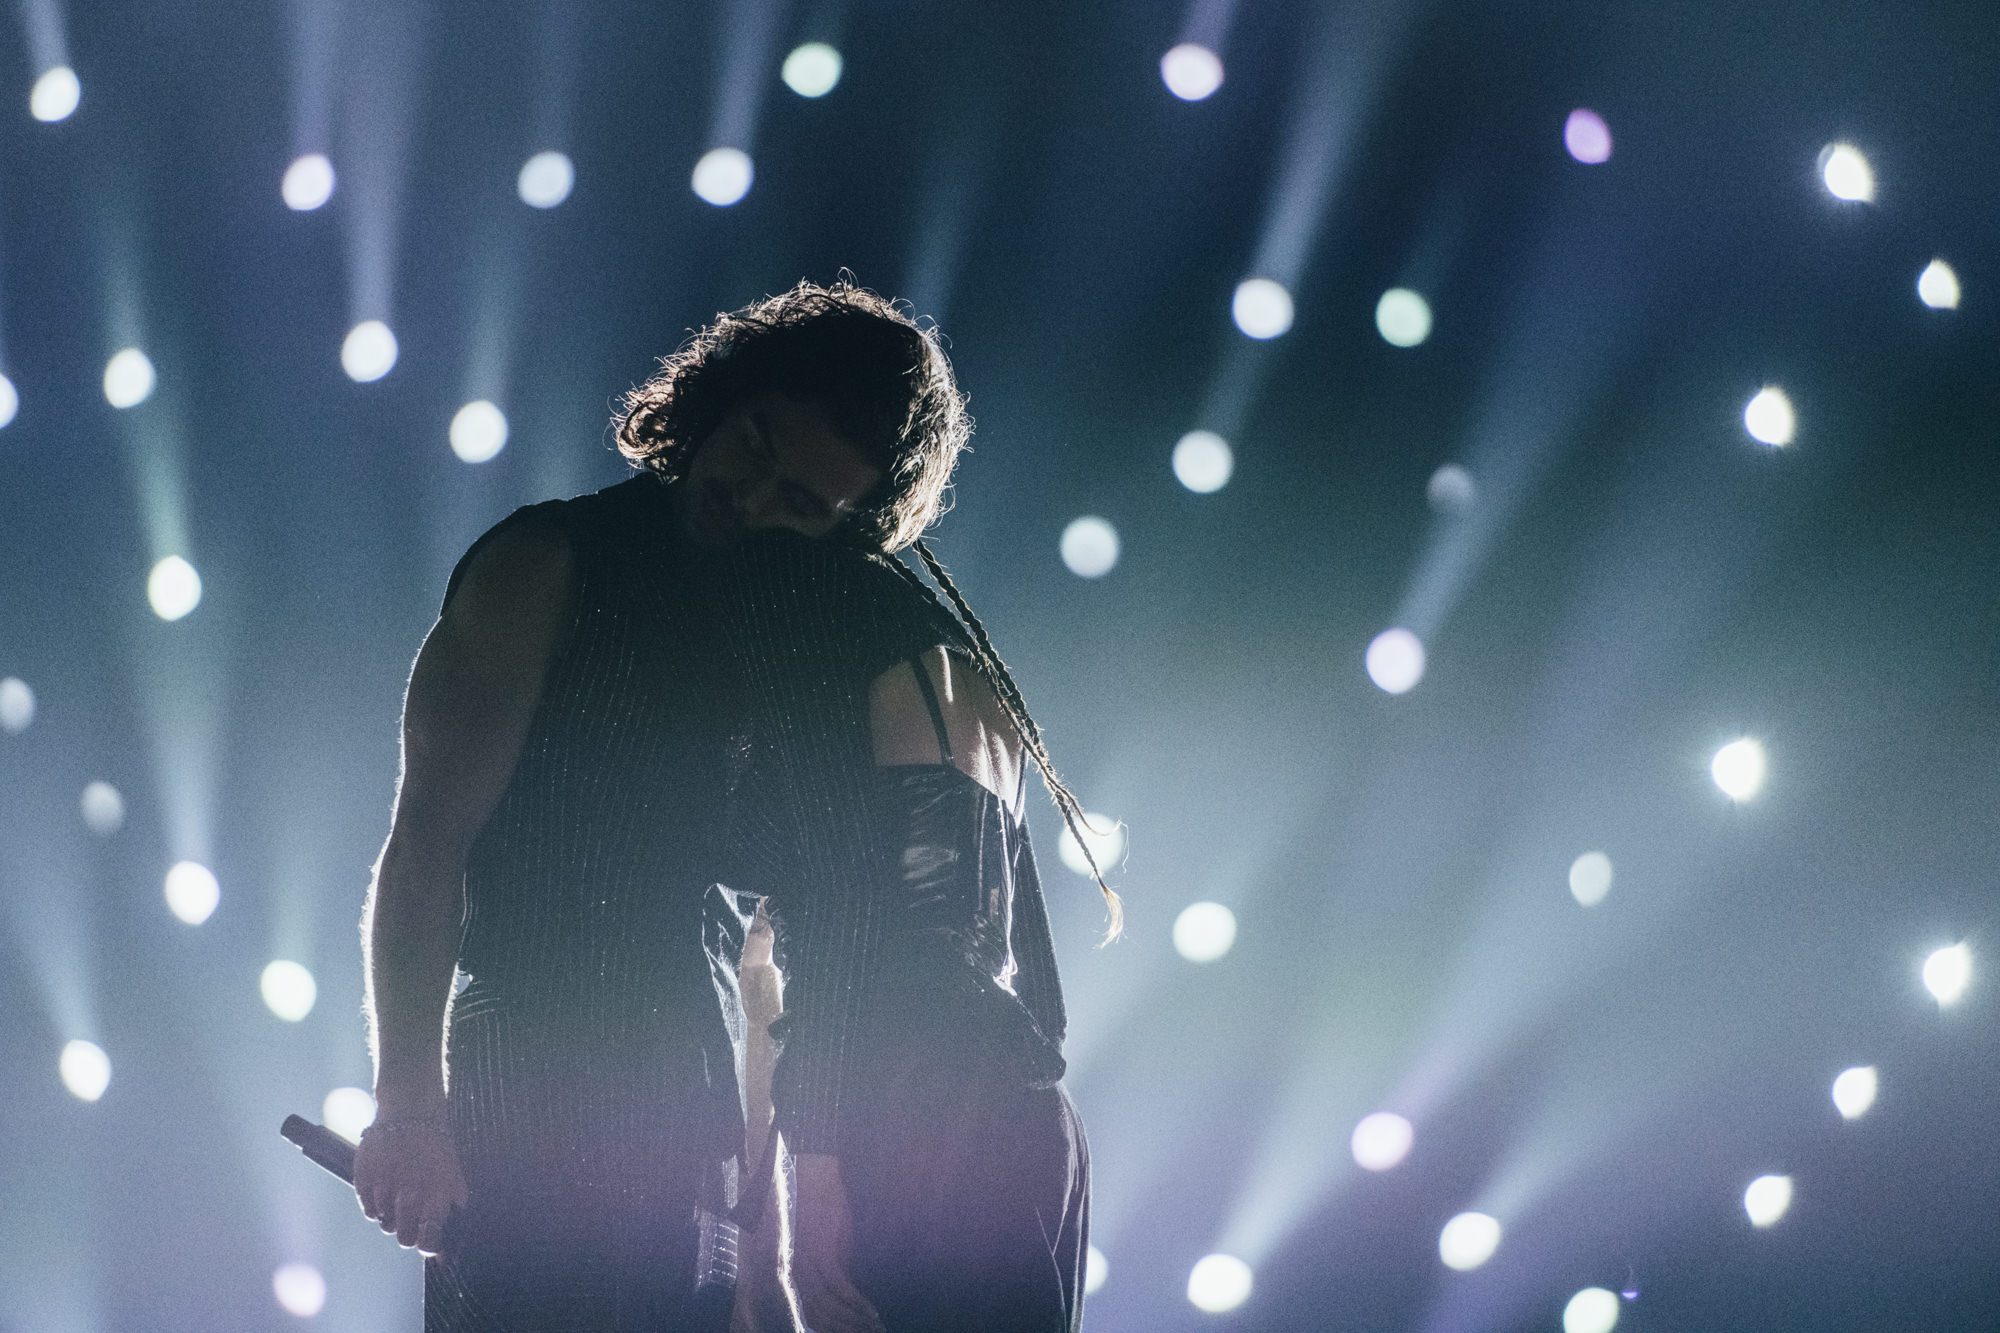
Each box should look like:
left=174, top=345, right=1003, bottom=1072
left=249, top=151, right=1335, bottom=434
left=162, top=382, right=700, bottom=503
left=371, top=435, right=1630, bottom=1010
left=11, top=66, right=1959, bottom=636
left=13, top=50, right=1978, bottom=1325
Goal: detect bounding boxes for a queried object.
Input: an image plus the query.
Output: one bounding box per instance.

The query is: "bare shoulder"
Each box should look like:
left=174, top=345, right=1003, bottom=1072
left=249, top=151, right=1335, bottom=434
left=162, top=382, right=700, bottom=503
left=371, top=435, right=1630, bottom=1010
left=440, top=503, right=577, bottom=627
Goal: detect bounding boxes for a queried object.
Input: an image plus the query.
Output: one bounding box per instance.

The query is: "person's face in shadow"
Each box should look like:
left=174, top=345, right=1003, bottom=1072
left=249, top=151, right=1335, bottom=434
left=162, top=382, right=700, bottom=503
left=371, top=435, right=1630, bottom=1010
left=679, top=391, right=884, bottom=547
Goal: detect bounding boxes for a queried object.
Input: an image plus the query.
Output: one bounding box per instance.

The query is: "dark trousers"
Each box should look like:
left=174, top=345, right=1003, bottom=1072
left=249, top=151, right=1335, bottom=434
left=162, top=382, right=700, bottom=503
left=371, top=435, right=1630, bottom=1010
left=841, top=1066, right=1091, bottom=1333
left=421, top=1174, right=727, bottom=1332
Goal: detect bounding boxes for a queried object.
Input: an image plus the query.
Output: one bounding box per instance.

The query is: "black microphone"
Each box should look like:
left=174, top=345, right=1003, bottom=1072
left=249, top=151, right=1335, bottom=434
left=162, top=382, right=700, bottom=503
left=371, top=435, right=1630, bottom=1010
left=279, top=1114, right=357, bottom=1183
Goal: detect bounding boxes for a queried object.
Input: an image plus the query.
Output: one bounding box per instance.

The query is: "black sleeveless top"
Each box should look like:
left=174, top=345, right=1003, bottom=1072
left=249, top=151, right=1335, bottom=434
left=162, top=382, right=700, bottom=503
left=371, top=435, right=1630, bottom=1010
left=437, top=473, right=747, bottom=1189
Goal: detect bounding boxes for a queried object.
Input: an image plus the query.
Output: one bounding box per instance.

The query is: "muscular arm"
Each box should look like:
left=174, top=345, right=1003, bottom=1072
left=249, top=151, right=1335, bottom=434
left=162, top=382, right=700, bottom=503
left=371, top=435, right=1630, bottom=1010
left=361, top=513, right=576, bottom=1116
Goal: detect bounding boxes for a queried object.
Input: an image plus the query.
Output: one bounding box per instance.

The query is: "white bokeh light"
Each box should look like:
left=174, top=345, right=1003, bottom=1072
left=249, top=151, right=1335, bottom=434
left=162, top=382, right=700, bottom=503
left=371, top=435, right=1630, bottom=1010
left=518, top=151, right=575, bottom=208
left=1743, top=387, right=1795, bottom=446
left=1187, top=1254, right=1252, bottom=1313
left=782, top=43, right=843, bottom=98
left=1173, top=902, right=1237, bottom=963
left=164, top=861, right=220, bottom=926
left=262, top=960, right=318, bottom=1022
left=1923, top=943, right=1971, bottom=1006
left=1366, top=628, right=1425, bottom=695
left=1917, top=259, right=1960, bottom=311
left=1564, top=109, right=1612, bottom=165
left=0, top=677, right=33, bottom=733
left=0, top=372, right=18, bottom=429
left=1057, top=811, right=1126, bottom=879
left=1160, top=44, right=1224, bottom=101
left=1438, top=1211, right=1502, bottom=1271
left=1426, top=463, right=1475, bottom=514
left=60, top=1039, right=111, bottom=1101
left=1232, top=278, right=1293, bottom=339
left=148, top=555, right=203, bottom=621
left=342, top=321, right=398, bottom=382
left=323, top=1086, right=377, bottom=1143
left=1819, top=142, right=1874, bottom=202
left=80, top=781, right=125, bottom=836
left=1084, top=1245, right=1108, bottom=1295
left=1831, top=1065, right=1877, bottom=1120
left=1351, top=1112, right=1414, bottom=1171
left=272, top=1262, right=327, bottom=1318
left=1173, top=430, right=1234, bottom=494
left=1568, top=851, right=1614, bottom=907
left=1375, top=288, right=1433, bottom=348
left=692, top=147, right=754, bottom=206
left=104, top=348, right=156, bottom=409
left=282, top=154, right=336, bottom=211
left=450, top=400, right=509, bottom=463
left=1744, top=1174, right=1793, bottom=1228
left=1563, top=1286, right=1621, bottom=1333
left=1711, top=737, right=1767, bottom=802
left=1059, top=516, right=1120, bottom=578
left=31, top=66, right=81, bottom=123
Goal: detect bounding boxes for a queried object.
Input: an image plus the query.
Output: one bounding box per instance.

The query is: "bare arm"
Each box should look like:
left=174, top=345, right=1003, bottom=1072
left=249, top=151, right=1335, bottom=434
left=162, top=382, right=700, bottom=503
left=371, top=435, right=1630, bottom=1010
left=354, top=511, right=573, bottom=1252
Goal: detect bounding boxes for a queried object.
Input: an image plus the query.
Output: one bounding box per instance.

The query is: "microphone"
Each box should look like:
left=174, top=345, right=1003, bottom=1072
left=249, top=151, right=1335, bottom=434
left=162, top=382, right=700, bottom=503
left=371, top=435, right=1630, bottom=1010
left=279, top=1114, right=357, bottom=1183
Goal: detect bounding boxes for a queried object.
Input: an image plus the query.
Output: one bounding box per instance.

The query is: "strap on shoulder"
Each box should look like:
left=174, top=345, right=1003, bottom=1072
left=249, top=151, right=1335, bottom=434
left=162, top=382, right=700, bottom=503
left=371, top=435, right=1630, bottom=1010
left=906, top=654, right=954, bottom=764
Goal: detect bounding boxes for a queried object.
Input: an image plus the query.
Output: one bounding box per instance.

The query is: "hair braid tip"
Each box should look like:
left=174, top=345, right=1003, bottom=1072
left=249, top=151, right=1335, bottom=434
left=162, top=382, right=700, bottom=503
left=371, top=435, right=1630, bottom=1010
left=911, top=540, right=1125, bottom=945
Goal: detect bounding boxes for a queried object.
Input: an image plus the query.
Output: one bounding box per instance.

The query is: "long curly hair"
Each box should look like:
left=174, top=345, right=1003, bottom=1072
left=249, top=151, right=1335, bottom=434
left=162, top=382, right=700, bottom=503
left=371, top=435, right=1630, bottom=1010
left=613, top=277, right=1124, bottom=940
left=613, top=277, right=967, bottom=554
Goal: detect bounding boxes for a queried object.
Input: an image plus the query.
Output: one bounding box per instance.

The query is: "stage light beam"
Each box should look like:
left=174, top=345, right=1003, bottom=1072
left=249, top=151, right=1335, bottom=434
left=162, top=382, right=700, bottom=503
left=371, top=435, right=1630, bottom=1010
left=1563, top=1287, right=1621, bottom=1333
left=1057, top=811, right=1126, bottom=879
left=342, top=321, right=398, bottom=382
left=1426, top=464, right=1476, bottom=514
left=781, top=43, right=842, bottom=98
left=1564, top=109, right=1612, bottom=164
left=1084, top=1245, right=1108, bottom=1295
left=0, top=372, right=18, bottom=428
left=1744, top=1174, right=1792, bottom=1227
left=1366, top=628, right=1425, bottom=695
left=1923, top=943, right=1970, bottom=1006
left=80, top=781, right=125, bottom=835
left=104, top=348, right=156, bottom=408
left=1568, top=851, right=1614, bottom=907
left=1375, top=288, right=1432, bottom=347
left=164, top=861, right=220, bottom=925
left=272, top=1262, right=327, bottom=1317
left=1231, top=279, right=1293, bottom=339
left=1173, top=430, right=1234, bottom=493
left=1917, top=260, right=1960, bottom=310
left=148, top=556, right=202, bottom=621
left=282, top=154, right=336, bottom=211
left=1711, top=738, right=1766, bottom=802
left=518, top=151, right=575, bottom=209
left=262, top=961, right=318, bottom=1022
left=1819, top=143, right=1874, bottom=202
left=1160, top=44, right=1224, bottom=102
left=1173, top=902, right=1238, bottom=963
left=450, top=400, right=509, bottom=463
left=1351, top=1112, right=1414, bottom=1171
left=692, top=148, right=754, bottom=206
left=0, top=677, right=33, bottom=732
left=31, top=66, right=80, bottom=122
left=1831, top=1065, right=1877, bottom=1120
left=60, top=1039, right=111, bottom=1101
left=1438, top=1212, right=1502, bottom=1271
left=323, top=1087, right=377, bottom=1143
left=1187, top=1254, right=1252, bottom=1313
left=1743, top=388, right=1795, bottom=446
left=1059, top=516, right=1119, bottom=578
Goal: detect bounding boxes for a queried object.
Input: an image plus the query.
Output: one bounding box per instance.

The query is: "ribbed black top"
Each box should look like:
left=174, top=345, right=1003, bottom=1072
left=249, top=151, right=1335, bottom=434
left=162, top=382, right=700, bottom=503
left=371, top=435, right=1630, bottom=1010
left=437, top=474, right=746, bottom=1187
left=435, top=470, right=1070, bottom=1169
